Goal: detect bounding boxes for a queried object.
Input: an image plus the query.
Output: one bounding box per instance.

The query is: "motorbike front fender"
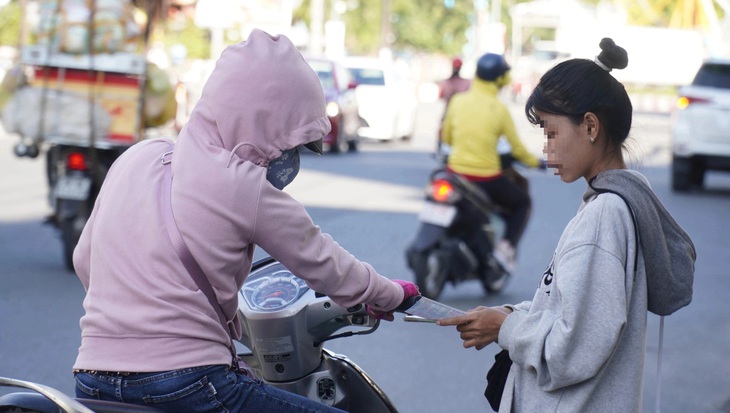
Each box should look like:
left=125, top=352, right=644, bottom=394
left=408, top=223, right=446, bottom=252
left=241, top=349, right=397, bottom=413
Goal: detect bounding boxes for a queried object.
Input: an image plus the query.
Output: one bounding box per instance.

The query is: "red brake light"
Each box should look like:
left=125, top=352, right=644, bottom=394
left=676, top=95, right=711, bottom=109
left=67, top=152, right=87, bottom=171
left=431, top=179, right=454, bottom=202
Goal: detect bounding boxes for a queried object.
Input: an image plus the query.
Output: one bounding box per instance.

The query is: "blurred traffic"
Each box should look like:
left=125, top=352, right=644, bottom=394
left=345, top=55, right=418, bottom=142
left=670, top=58, right=730, bottom=191
left=2, top=0, right=730, bottom=412
left=305, top=55, right=362, bottom=153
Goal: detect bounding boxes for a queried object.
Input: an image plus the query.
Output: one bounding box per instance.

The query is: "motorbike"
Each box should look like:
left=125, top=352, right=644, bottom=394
left=44, top=144, right=126, bottom=271
left=405, top=153, right=530, bottom=299
left=4, top=0, right=165, bottom=271
left=0, top=256, right=405, bottom=413
left=14, top=138, right=126, bottom=272
left=237, top=256, right=399, bottom=412
left=0, top=376, right=162, bottom=413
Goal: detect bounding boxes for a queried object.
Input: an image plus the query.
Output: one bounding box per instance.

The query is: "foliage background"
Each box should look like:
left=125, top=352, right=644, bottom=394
left=0, top=0, right=724, bottom=58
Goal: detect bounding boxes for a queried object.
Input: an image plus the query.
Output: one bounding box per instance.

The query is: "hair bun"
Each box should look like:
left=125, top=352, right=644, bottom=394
left=596, top=38, right=628, bottom=71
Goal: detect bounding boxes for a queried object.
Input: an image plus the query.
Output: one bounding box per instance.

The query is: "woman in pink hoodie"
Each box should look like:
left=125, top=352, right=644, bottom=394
left=71, top=29, right=419, bottom=413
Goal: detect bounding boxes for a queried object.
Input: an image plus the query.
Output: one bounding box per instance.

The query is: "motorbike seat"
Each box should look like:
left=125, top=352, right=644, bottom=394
left=0, top=391, right=164, bottom=413
left=440, top=171, right=502, bottom=211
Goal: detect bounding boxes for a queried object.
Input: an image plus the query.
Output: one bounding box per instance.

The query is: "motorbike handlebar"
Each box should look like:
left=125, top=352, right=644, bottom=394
left=395, top=295, right=421, bottom=313
left=306, top=297, right=381, bottom=347
left=306, top=295, right=378, bottom=332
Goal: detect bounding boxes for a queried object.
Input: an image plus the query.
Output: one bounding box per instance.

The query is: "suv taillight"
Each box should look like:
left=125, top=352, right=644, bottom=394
left=67, top=152, right=88, bottom=171
left=676, top=95, right=712, bottom=109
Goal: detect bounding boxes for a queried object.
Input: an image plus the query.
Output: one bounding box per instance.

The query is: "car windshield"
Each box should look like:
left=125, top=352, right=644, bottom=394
left=692, top=63, right=730, bottom=89
left=349, top=67, right=385, bottom=86
left=307, top=61, right=335, bottom=90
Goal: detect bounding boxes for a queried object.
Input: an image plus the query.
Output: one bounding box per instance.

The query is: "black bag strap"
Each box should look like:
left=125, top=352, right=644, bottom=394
left=160, top=147, right=241, bottom=368
left=484, top=349, right=512, bottom=411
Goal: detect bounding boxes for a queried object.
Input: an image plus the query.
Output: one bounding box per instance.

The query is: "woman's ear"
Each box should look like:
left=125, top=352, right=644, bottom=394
left=583, top=112, right=600, bottom=141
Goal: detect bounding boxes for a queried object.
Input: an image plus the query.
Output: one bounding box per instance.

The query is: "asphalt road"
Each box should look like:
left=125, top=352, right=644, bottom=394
left=1, top=100, right=729, bottom=413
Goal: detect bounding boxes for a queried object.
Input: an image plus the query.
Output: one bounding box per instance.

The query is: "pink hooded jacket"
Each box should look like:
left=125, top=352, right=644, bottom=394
left=72, top=30, right=404, bottom=372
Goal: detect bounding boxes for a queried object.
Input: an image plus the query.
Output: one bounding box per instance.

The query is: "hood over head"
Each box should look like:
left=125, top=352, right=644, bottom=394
left=181, top=29, right=330, bottom=165
left=586, top=169, right=696, bottom=316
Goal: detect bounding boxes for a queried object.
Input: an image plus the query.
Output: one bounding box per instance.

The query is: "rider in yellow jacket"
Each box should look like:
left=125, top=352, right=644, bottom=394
left=441, top=53, right=544, bottom=274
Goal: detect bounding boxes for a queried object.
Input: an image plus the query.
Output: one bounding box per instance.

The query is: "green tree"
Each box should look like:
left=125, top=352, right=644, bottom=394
left=157, top=17, right=211, bottom=60
left=294, top=0, right=473, bottom=55
left=389, top=0, right=473, bottom=54
left=0, top=0, right=22, bottom=47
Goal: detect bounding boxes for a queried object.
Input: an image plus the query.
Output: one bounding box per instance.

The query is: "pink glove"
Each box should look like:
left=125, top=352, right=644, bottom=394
left=366, top=280, right=421, bottom=321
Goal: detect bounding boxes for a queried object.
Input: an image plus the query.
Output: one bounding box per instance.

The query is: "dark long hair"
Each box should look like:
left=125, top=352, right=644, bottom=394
left=525, top=38, right=633, bottom=150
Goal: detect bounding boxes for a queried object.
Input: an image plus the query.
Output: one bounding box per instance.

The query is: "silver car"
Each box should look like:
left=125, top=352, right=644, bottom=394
left=671, top=58, right=730, bottom=191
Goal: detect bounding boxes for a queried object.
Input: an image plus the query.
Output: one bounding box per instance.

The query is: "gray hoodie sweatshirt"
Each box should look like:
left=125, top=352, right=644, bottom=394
left=497, top=169, right=695, bottom=412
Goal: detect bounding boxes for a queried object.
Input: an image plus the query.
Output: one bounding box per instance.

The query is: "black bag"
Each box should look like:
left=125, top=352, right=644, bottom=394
left=484, top=349, right=512, bottom=412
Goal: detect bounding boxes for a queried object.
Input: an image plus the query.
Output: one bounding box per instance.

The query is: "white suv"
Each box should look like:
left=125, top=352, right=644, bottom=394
left=671, top=58, right=730, bottom=191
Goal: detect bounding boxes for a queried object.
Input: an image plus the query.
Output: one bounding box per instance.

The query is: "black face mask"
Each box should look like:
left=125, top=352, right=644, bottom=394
left=266, top=147, right=300, bottom=190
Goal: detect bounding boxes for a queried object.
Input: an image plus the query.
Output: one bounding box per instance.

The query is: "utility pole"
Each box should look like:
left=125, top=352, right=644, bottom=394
left=380, top=0, right=391, bottom=50
left=19, top=0, right=30, bottom=49
left=310, top=0, right=324, bottom=55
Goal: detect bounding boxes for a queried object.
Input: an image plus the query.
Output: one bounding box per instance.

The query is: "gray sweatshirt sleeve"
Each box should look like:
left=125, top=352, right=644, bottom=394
left=498, top=195, right=633, bottom=391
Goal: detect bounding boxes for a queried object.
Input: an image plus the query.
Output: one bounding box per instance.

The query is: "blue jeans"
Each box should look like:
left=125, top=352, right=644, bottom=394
left=74, top=365, right=346, bottom=413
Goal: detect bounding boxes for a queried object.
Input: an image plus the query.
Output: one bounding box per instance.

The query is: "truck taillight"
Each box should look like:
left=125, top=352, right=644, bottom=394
left=430, top=179, right=456, bottom=203
left=67, top=152, right=87, bottom=171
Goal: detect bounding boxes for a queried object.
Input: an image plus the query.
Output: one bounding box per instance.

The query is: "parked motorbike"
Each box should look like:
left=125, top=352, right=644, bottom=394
left=237, top=256, right=399, bottom=412
left=0, top=256, right=406, bottom=413
left=405, top=153, right=530, bottom=299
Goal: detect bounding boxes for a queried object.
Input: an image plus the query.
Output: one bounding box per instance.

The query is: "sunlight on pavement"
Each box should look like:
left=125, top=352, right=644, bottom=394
left=0, top=137, right=51, bottom=222
left=287, top=169, right=424, bottom=214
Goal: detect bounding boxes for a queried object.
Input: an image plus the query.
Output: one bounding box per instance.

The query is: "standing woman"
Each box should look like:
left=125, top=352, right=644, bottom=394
left=437, top=38, right=696, bottom=412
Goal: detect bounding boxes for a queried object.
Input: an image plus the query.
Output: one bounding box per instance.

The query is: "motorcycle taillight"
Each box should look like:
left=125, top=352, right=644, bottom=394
left=430, top=179, right=456, bottom=203
left=67, top=152, right=88, bottom=171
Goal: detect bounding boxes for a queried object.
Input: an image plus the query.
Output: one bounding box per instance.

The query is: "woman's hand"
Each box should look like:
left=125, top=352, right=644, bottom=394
left=366, top=280, right=420, bottom=322
left=437, top=306, right=512, bottom=350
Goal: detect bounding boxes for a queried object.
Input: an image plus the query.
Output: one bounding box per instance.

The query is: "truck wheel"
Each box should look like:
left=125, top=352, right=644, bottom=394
left=690, top=164, right=706, bottom=188
left=347, top=138, right=358, bottom=153
left=671, top=156, right=692, bottom=192
left=328, top=122, right=347, bottom=154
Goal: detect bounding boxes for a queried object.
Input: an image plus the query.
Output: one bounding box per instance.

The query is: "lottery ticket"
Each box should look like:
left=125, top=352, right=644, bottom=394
left=402, top=297, right=466, bottom=321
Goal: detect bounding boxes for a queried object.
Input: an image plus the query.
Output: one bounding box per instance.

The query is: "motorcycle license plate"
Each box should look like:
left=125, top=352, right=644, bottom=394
left=418, top=202, right=456, bottom=227
left=55, top=176, right=92, bottom=201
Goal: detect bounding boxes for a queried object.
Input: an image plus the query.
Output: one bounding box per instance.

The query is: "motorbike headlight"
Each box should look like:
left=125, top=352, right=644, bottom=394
left=326, top=101, right=340, bottom=117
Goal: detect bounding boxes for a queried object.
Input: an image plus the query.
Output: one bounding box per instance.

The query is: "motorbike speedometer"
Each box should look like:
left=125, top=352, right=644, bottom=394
left=242, top=265, right=310, bottom=311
